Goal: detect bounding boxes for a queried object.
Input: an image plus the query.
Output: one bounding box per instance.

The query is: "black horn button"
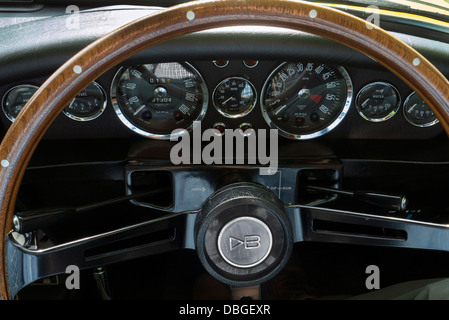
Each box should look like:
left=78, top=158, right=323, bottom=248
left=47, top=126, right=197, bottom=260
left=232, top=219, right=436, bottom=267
left=195, top=183, right=293, bottom=287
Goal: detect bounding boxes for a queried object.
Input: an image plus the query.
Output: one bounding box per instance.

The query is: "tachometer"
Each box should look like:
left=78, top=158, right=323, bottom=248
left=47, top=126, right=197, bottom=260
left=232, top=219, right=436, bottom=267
left=111, top=62, right=208, bottom=139
left=261, top=62, right=353, bottom=139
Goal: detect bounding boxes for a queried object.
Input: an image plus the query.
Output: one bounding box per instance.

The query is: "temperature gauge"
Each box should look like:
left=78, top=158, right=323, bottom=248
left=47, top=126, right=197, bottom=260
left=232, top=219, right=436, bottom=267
left=403, top=92, right=439, bottom=127
left=356, top=82, right=400, bottom=122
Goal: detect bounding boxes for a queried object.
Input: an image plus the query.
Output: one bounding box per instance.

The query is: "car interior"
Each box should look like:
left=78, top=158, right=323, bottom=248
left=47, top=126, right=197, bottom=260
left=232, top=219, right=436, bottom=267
left=1, top=0, right=449, bottom=301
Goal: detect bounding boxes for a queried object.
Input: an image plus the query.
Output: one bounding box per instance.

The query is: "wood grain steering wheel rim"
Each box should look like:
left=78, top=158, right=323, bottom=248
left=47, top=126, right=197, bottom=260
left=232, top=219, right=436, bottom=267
left=1, top=0, right=449, bottom=299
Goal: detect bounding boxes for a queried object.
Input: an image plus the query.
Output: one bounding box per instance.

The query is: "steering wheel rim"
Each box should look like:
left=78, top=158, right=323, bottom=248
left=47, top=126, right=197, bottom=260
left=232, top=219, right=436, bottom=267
left=1, top=0, right=449, bottom=299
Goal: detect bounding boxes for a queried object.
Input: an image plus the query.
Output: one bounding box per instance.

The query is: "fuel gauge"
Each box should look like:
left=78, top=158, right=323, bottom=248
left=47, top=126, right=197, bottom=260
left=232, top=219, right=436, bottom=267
left=63, top=82, right=106, bottom=121
left=356, top=82, right=400, bottom=122
left=403, top=92, right=439, bottom=127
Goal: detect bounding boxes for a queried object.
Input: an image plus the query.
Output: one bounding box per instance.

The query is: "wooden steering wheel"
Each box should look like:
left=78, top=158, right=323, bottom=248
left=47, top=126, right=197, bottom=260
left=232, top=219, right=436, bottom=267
left=1, top=0, right=449, bottom=299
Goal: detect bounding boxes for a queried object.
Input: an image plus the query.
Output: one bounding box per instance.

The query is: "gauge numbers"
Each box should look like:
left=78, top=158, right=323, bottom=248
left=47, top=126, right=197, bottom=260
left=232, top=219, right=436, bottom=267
left=63, top=82, right=106, bottom=121
left=213, top=77, right=256, bottom=118
left=356, top=82, right=400, bottom=122
left=111, top=62, right=208, bottom=139
left=2, top=84, right=39, bottom=122
left=261, top=62, right=353, bottom=139
left=403, top=92, right=439, bottom=127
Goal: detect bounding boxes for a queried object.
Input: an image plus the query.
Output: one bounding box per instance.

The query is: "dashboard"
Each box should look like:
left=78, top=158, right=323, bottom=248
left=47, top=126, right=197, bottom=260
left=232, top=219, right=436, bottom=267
left=0, top=5, right=448, bottom=145
left=0, top=58, right=444, bottom=142
left=3, top=2, right=449, bottom=301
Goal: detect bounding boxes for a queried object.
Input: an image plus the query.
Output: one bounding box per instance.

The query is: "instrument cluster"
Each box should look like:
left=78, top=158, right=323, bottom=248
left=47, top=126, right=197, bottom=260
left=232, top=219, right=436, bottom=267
left=0, top=60, right=441, bottom=140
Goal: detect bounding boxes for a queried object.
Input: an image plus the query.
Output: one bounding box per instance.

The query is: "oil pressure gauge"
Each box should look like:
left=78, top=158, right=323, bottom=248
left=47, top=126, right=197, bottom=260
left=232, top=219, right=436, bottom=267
left=403, top=92, right=439, bottom=127
left=213, top=77, right=257, bottom=118
left=356, top=82, right=400, bottom=122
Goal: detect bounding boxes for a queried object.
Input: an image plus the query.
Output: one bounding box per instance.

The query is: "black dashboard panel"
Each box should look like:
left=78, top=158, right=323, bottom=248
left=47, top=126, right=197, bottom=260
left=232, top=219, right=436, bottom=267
left=0, top=58, right=444, bottom=141
left=0, top=6, right=448, bottom=143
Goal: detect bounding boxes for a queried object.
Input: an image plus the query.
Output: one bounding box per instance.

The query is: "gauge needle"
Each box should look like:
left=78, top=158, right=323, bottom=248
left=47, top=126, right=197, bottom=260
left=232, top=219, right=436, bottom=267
left=222, top=97, right=234, bottom=106
left=273, top=104, right=288, bottom=116
left=362, top=99, right=370, bottom=107
left=133, top=104, right=146, bottom=115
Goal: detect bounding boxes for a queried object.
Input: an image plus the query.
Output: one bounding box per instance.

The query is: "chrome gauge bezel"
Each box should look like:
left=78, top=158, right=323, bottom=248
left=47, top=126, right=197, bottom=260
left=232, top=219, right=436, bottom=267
left=212, top=76, right=257, bottom=118
left=2, top=84, right=39, bottom=122
left=110, top=62, right=209, bottom=140
left=403, top=92, right=439, bottom=128
left=63, top=81, right=107, bottom=122
left=355, top=81, right=401, bottom=122
left=260, top=62, right=353, bottom=140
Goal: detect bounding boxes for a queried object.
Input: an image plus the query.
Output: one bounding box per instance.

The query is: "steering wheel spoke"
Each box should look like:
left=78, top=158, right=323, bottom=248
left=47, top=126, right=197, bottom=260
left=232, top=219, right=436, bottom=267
left=6, top=210, right=196, bottom=297
left=293, top=205, right=449, bottom=252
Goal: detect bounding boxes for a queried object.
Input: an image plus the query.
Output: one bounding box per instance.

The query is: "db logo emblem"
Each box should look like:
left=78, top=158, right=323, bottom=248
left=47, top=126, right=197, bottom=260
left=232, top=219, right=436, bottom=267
left=229, top=235, right=261, bottom=250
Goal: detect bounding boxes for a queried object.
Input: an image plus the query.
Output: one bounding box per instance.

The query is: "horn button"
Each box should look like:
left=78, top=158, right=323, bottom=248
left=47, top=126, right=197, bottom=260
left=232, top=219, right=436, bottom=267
left=195, top=183, right=293, bottom=287
left=218, top=217, right=273, bottom=268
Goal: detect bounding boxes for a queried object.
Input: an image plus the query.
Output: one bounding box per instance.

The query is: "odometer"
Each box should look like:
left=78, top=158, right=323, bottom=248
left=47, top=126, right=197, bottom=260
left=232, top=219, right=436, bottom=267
left=261, top=62, right=353, bottom=139
left=111, top=62, right=208, bottom=139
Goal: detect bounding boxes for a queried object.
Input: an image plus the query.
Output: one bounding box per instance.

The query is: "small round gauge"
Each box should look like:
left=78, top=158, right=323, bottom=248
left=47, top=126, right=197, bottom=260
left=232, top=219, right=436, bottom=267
left=403, top=92, right=439, bottom=127
left=261, top=62, right=353, bottom=139
left=212, top=77, right=256, bottom=118
left=356, top=82, right=400, bottom=122
left=111, top=62, right=208, bottom=139
left=2, top=84, right=39, bottom=122
left=63, top=82, right=106, bottom=121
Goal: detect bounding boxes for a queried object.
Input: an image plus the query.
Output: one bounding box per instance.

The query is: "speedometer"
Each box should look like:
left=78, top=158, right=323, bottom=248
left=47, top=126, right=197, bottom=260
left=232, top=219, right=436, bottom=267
left=111, top=62, right=208, bottom=139
left=261, top=62, right=353, bottom=139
